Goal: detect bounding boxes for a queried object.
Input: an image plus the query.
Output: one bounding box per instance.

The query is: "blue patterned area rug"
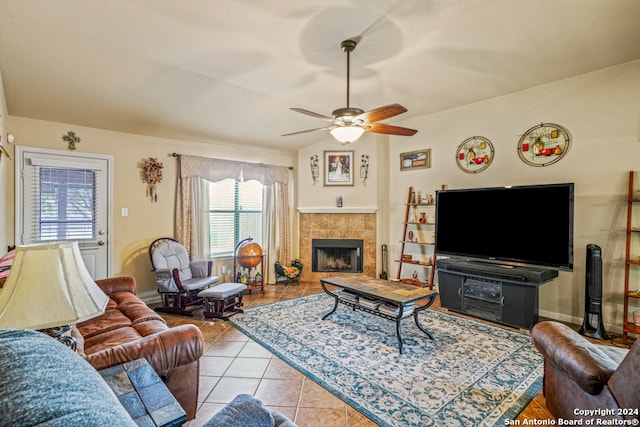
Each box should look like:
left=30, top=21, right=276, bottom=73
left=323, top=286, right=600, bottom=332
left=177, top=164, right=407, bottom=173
left=230, top=293, right=543, bottom=427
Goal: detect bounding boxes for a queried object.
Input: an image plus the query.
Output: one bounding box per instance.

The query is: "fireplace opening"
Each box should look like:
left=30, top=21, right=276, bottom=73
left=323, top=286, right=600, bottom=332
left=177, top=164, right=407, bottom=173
left=312, top=239, right=363, bottom=273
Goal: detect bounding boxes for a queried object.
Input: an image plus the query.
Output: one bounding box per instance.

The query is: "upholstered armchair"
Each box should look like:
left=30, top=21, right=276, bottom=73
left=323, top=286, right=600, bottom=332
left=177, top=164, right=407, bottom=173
left=149, top=237, right=219, bottom=316
left=531, top=321, right=639, bottom=422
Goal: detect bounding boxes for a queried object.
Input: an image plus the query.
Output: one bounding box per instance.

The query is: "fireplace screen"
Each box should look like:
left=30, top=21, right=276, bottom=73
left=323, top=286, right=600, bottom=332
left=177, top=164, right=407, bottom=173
left=312, top=239, right=363, bottom=273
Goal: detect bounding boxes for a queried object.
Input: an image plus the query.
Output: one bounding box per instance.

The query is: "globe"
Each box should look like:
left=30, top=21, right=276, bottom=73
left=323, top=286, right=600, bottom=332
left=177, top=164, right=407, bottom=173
left=236, top=241, right=263, bottom=268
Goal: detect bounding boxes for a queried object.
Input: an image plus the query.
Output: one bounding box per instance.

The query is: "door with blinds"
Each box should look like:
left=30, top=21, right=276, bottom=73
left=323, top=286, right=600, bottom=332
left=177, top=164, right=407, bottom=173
left=15, top=147, right=113, bottom=279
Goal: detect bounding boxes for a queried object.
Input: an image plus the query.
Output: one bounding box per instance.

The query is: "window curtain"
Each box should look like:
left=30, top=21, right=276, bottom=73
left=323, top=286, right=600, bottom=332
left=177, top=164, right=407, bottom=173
left=175, top=154, right=291, bottom=283
left=189, top=177, right=210, bottom=260
left=263, top=181, right=291, bottom=283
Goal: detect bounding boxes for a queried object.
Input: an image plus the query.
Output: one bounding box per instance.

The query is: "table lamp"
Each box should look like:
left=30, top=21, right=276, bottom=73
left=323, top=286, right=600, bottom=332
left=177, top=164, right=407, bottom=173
left=0, top=242, right=108, bottom=350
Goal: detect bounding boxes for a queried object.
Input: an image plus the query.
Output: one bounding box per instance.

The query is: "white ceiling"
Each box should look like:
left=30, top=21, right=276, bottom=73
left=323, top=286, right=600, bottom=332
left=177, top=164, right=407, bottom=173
left=1, top=0, right=640, bottom=152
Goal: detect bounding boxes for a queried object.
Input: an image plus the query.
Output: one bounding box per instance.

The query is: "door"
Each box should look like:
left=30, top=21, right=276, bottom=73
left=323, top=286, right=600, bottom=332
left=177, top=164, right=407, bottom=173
left=15, top=146, right=113, bottom=279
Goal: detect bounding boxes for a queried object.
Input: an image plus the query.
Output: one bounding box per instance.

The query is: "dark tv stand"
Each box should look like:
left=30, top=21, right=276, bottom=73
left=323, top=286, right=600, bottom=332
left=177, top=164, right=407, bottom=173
left=436, top=259, right=558, bottom=330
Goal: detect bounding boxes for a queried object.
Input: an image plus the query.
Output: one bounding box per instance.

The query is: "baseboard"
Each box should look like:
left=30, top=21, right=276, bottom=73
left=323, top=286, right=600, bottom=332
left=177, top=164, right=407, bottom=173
left=538, top=309, right=622, bottom=335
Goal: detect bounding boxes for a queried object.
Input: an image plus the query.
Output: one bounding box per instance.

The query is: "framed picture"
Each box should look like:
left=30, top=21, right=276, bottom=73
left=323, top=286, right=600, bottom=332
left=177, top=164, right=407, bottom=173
left=324, top=150, right=354, bottom=186
left=400, top=149, right=431, bottom=171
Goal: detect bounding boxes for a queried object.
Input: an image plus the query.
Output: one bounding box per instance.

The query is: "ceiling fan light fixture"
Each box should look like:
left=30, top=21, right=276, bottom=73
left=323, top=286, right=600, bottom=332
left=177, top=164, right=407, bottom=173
left=330, top=126, right=365, bottom=144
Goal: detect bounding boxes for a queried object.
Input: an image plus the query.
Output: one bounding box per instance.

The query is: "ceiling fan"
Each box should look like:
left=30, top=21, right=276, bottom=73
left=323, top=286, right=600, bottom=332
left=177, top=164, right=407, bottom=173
left=283, top=39, right=417, bottom=144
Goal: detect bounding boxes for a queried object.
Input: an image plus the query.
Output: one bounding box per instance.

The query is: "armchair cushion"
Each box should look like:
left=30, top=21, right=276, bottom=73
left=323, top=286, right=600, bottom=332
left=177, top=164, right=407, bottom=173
left=151, top=239, right=195, bottom=282
left=180, top=276, right=220, bottom=291
left=150, top=238, right=217, bottom=293
left=607, top=338, right=640, bottom=412
left=191, top=259, right=212, bottom=277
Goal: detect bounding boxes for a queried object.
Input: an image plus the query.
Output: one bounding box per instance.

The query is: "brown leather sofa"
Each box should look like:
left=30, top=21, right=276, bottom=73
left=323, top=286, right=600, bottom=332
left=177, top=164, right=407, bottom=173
left=531, top=321, right=639, bottom=422
left=72, top=276, right=203, bottom=420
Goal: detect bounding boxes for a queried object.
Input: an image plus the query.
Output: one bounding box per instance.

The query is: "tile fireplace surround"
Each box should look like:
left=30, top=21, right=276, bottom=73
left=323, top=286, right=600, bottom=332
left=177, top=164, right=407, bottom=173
left=298, top=212, right=377, bottom=282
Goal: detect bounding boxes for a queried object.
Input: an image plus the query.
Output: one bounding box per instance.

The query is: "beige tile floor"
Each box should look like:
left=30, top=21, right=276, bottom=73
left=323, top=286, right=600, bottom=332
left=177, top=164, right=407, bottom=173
left=159, top=281, right=555, bottom=427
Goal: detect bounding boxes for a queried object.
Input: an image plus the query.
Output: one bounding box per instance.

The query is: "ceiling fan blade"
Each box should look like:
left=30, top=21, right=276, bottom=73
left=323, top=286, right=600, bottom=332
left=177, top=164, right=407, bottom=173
left=282, top=126, right=335, bottom=137
left=290, top=108, right=334, bottom=122
left=366, top=123, right=417, bottom=136
left=356, top=103, right=408, bottom=123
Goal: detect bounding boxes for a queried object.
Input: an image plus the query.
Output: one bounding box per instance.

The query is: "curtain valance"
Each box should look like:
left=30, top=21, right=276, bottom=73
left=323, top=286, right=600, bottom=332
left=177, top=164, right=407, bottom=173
left=180, top=154, right=289, bottom=185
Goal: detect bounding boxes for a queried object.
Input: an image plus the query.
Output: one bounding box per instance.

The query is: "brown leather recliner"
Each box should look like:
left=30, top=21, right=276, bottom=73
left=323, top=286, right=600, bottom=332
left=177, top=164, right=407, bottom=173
left=72, top=276, right=204, bottom=420
left=531, top=321, right=639, bottom=422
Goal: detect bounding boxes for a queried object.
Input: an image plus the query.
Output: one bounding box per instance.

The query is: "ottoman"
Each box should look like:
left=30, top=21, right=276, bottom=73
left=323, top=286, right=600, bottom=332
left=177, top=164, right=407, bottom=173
left=198, top=283, right=247, bottom=320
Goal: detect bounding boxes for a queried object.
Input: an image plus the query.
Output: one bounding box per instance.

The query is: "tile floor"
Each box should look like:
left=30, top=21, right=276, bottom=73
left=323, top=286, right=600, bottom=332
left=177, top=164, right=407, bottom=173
left=159, top=281, right=564, bottom=426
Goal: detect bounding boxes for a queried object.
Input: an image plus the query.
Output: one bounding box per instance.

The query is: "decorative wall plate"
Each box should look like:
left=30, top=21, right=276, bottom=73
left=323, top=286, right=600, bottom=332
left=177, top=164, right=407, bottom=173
left=517, top=123, right=571, bottom=167
left=456, top=136, right=494, bottom=173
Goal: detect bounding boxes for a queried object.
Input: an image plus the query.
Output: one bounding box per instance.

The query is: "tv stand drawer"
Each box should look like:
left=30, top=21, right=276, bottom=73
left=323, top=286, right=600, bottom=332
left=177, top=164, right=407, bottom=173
left=463, top=296, right=501, bottom=322
left=463, top=278, right=501, bottom=300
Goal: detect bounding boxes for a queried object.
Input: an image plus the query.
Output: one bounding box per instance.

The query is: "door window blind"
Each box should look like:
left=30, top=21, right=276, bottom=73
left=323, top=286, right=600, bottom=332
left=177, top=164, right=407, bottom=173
left=31, top=166, right=97, bottom=242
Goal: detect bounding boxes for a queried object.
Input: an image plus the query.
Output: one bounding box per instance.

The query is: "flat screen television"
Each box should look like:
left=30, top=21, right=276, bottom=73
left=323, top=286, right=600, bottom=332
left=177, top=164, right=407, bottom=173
left=434, top=183, right=574, bottom=271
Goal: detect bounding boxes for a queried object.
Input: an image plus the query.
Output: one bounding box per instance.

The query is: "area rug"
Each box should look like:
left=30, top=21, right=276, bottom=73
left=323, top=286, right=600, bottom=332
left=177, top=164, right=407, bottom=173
left=230, top=293, right=543, bottom=427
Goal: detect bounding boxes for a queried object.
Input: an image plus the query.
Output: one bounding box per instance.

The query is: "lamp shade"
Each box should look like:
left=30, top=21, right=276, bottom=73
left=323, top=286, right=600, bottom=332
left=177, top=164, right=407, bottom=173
left=0, top=242, right=108, bottom=330
left=330, top=126, right=365, bottom=144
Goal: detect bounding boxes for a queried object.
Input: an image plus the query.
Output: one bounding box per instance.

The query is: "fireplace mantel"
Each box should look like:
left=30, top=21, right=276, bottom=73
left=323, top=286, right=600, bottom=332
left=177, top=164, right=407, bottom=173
left=297, top=207, right=377, bottom=214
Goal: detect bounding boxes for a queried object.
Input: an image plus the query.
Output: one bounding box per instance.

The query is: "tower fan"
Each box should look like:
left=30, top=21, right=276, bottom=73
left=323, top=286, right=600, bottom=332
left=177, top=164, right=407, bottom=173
left=578, top=244, right=609, bottom=340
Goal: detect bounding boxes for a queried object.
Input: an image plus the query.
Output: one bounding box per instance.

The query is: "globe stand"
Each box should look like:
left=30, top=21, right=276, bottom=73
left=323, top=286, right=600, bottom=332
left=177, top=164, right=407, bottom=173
left=233, top=237, right=265, bottom=293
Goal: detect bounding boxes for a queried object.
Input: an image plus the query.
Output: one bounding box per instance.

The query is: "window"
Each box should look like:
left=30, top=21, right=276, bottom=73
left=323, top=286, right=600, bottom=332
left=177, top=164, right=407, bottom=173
left=37, top=167, right=96, bottom=241
left=208, top=178, right=263, bottom=256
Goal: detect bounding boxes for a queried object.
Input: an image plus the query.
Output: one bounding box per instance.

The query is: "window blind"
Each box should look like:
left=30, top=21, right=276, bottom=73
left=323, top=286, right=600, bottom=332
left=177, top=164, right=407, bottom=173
left=31, top=166, right=98, bottom=242
left=208, top=178, right=263, bottom=256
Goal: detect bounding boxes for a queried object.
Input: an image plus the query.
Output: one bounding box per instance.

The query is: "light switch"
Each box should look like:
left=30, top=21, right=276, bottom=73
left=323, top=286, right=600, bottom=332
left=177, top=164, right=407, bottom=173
left=121, top=208, right=129, bottom=217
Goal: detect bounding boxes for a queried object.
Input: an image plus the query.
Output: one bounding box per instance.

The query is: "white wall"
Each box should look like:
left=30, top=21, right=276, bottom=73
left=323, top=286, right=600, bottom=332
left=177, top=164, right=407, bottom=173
left=297, top=135, right=383, bottom=209
left=0, top=71, right=9, bottom=253
left=388, top=60, right=640, bottom=330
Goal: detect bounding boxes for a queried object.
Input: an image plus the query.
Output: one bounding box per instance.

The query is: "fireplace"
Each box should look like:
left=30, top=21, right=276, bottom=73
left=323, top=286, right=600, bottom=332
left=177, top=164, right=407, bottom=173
left=312, top=239, right=364, bottom=273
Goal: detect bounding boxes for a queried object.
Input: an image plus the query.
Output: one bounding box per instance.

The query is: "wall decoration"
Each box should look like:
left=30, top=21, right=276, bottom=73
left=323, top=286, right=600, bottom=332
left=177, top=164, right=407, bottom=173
left=360, top=154, right=369, bottom=185
left=324, top=150, right=354, bottom=186
left=62, top=131, right=81, bottom=150
left=310, top=155, right=319, bottom=185
left=456, top=136, right=494, bottom=173
left=517, top=122, right=571, bottom=167
left=400, top=149, right=430, bottom=171
left=143, top=157, right=164, bottom=202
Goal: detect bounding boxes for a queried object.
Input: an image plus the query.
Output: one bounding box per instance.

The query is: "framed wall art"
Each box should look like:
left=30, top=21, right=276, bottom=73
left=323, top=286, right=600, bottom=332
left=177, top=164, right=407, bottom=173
left=456, top=136, right=494, bottom=174
left=517, top=122, right=571, bottom=167
left=324, top=150, right=354, bottom=186
left=400, top=149, right=431, bottom=171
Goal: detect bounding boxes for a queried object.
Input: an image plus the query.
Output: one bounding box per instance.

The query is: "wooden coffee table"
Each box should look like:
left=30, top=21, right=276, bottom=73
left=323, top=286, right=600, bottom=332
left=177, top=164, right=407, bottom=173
left=320, top=275, right=438, bottom=354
